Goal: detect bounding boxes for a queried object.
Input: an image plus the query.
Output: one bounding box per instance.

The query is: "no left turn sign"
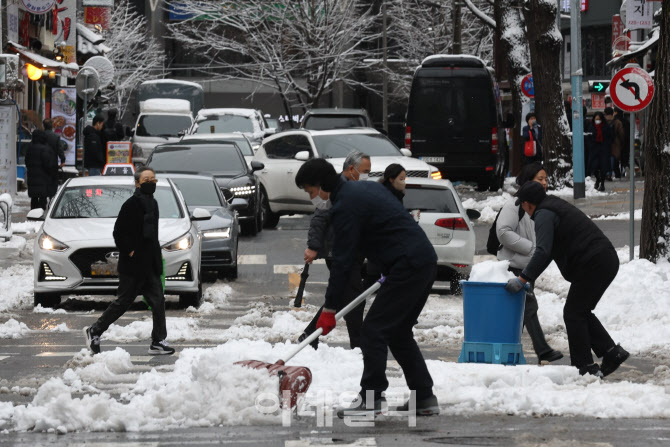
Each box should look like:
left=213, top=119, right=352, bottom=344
left=610, top=65, right=655, bottom=113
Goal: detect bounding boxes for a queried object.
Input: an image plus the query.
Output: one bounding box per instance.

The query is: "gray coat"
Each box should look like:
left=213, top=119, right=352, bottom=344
left=496, top=198, right=535, bottom=269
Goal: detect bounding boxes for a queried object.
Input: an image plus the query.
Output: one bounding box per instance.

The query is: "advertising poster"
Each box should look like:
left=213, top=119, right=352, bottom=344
left=626, top=0, right=653, bottom=29
left=0, top=106, right=17, bottom=196
left=106, top=142, right=131, bottom=164
left=51, top=87, right=77, bottom=165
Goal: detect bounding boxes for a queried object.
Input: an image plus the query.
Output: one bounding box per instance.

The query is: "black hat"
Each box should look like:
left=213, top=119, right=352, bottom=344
left=515, top=181, right=546, bottom=206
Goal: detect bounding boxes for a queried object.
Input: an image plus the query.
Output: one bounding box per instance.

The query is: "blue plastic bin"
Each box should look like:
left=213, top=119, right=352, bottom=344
left=458, top=281, right=527, bottom=365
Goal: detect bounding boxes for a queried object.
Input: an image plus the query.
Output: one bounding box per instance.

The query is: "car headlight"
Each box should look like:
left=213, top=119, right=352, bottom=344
left=162, top=232, right=193, bottom=251
left=38, top=232, right=69, bottom=251
left=203, top=227, right=231, bottom=239
left=230, top=185, right=256, bottom=196
left=132, top=144, right=144, bottom=157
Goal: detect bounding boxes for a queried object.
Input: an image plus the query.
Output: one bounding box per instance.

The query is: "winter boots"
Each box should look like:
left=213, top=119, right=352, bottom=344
left=601, top=344, right=630, bottom=377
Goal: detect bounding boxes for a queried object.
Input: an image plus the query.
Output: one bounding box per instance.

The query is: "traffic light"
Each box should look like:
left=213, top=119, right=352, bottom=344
left=588, top=80, right=610, bottom=93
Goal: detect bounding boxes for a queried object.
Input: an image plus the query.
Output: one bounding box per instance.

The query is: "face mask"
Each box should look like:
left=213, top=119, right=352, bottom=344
left=358, top=173, right=369, bottom=181
left=140, top=182, right=156, bottom=195
left=595, top=120, right=602, bottom=125
left=311, top=188, right=331, bottom=210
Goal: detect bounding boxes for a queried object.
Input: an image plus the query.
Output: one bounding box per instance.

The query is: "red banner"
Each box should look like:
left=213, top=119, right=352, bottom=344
left=84, top=7, right=110, bottom=30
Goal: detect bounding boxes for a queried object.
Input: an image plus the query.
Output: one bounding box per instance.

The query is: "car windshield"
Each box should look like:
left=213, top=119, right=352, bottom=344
left=303, top=115, right=367, bottom=130
left=149, top=145, right=246, bottom=175
left=312, top=133, right=401, bottom=158
left=195, top=115, right=254, bottom=134
left=51, top=185, right=182, bottom=219
left=229, top=137, right=254, bottom=156
left=171, top=178, right=224, bottom=207
left=403, top=186, right=460, bottom=213
left=136, top=115, right=192, bottom=137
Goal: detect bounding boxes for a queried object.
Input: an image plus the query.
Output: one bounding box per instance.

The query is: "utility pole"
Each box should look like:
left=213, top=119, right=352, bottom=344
left=570, top=0, right=585, bottom=199
left=452, top=0, right=462, bottom=54
left=382, top=1, right=388, bottom=133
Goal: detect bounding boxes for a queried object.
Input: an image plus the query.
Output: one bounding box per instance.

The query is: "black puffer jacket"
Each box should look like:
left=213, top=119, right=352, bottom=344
left=25, top=130, right=57, bottom=198
left=113, top=189, right=163, bottom=277
left=83, top=125, right=106, bottom=169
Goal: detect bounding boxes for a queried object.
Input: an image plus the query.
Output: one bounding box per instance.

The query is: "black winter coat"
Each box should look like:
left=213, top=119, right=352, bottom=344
left=25, top=130, right=57, bottom=199
left=83, top=126, right=106, bottom=169
left=103, top=119, right=125, bottom=143
left=324, top=178, right=437, bottom=309
left=113, top=190, right=163, bottom=277
left=43, top=130, right=65, bottom=197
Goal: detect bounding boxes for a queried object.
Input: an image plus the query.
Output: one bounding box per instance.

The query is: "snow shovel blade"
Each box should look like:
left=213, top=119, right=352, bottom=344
left=234, top=359, right=312, bottom=408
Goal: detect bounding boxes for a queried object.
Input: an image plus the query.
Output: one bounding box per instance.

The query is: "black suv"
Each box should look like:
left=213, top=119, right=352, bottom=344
left=405, top=55, right=508, bottom=191
left=147, top=141, right=265, bottom=236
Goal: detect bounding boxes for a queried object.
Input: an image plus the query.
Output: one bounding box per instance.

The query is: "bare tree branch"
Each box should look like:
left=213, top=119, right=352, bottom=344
left=463, top=0, right=496, bottom=28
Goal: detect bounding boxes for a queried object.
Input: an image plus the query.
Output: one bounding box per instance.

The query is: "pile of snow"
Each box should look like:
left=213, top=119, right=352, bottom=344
left=103, top=317, right=201, bottom=343
left=11, top=221, right=42, bottom=234
left=468, top=260, right=515, bottom=283
left=553, top=176, right=608, bottom=198
left=533, top=249, right=670, bottom=357
left=0, top=193, right=13, bottom=208
left=461, top=193, right=511, bottom=224
left=0, top=265, right=35, bottom=313
left=0, top=319, right=31, bottom=339
left=0, top=235, right=26, bottom=250
left=593, top=209, right=642, bottom=220
left=33, top=305, right=66, bottom=315
left=187, top=282, right=234, bottom=313
left=49, top=323, right=70, bottom=332
left=2, top=344, right=280, bottom=432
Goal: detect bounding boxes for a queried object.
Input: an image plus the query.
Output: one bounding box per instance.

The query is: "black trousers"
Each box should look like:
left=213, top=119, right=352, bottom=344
left=564, top=248, right=618, bottom=367
left=360, top=259, right=436, bottom=400
left=588, top=147, right=610, bottom=183
left=30, top=196, right=47, bottom=210
left=303, top=259, right=365, bottom=349
left=91, top=272, right=167, bottom=342
left=510, top=267, right=552, bottom=356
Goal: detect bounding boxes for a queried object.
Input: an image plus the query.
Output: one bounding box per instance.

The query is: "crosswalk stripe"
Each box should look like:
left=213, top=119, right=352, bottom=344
left=238, top=254, right=267, bottom=264
left=0, top=356, right=9, bottom=361
left=35, top=352, right=81, bottom=357
left=274, top=260, right=325, bottom=274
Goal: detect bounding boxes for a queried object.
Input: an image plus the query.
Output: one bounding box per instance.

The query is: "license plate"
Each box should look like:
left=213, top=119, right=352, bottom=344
left=420, top=156, right=444, bottom=163
left=91, top=261, right=118, bottom=276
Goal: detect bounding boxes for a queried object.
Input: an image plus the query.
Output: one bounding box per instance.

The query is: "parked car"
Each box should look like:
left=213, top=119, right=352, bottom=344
left=147, top=141, right=264, bottom=236
left=405, top=55, right=508, bottom=191
left=180, top=133, right=255, bottom=168
left=301, top=108, right=372, bottom=130
left=29, top=176, right=209, bottom=309
left=161, top=173, right=242, bottom=279
left=253, top=128, right=440, bottom=228
left=188, top=108, right=275, bottom=151
left=403, top=178, right=480, bottom=294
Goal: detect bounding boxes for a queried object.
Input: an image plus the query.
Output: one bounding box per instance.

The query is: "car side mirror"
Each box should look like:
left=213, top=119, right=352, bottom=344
left=191, top=207, right=212, bottom=221
left=264, top=129, right=276, bottom=137
left=128, top=128, right=135, bottom=137
left=231, top=198, right=248, bottom=211
left=466, top=209, right=481, bottom=220
left=27, top=208, right=45, bottom=221
left=400, top=148, right=412, bottom=157
left=178, top=130, right=186, bottom=138
left=295, top=151, right=310, bottom=161
left=250, top=161, right=264, bottom=172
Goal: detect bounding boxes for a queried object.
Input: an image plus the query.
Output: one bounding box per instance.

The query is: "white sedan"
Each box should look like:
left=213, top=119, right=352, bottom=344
left=403, top=178, right=480, bottom=293
left=28, top=176, right=210, bottom=308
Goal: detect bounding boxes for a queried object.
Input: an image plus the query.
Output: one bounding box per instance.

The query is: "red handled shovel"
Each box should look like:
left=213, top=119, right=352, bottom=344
left=235, top=276, right=385, bottom=408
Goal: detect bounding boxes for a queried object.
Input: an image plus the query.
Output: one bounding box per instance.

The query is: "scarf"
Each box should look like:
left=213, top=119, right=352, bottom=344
left=595, top=123, right=604, bottom=143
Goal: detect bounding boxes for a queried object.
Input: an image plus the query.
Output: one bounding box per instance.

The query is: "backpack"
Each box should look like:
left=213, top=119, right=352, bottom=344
left=486, top=205, right=527, bottom=255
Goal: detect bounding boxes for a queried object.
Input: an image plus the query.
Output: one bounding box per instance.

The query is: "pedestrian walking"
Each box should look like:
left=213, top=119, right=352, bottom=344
left=25, top=130, right=57, bottom=210
left=605, top=107, right=625, bottom=179
left=614, top=108, right=631, bottom=177
left=506, top=181, right=629, bottom=378
left=496, top=162, right=563, bottom=364
left=295, top=158, right=440, bottom=417
left=586, top=112, right=613, bottom=191
left=298, top=151, right=372, bottom=350
left=103, top=108, right=125, bottom=143
left=84, top=167, right=174, bottom=356
left=42, top=119, right=66, bottom=201
left=379, top=163, right=406, bottom=202
left=84, top=115, right=106, bottom=176
left=522, top=113, right=543, bottom=165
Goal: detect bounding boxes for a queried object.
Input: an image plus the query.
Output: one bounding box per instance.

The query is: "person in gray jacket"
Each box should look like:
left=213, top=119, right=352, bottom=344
left=497, top=162, right=563, bottom=364
left=298, top=151, right=371, bottom=349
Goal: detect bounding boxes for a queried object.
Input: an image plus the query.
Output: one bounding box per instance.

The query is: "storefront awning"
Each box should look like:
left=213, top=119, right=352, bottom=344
left=8, top=41, right=79, bottom=72
left=77, top=24, right=111, bottom=56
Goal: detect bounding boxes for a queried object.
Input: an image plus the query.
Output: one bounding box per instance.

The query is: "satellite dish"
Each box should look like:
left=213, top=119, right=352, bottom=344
left=76, top=66, right=100, bottom=101
left=83, top=56, right=115, bottom=89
